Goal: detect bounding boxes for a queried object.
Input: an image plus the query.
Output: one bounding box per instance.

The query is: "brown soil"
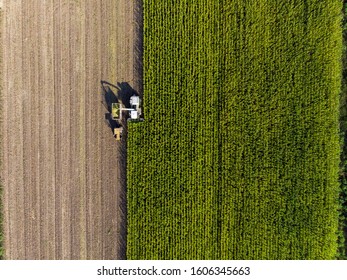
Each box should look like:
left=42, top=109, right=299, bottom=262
left=1, top=0, right=141, bottom=259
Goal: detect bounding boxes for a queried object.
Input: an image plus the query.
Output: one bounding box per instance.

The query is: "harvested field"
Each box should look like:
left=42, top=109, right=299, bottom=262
left=1, top=0, right=140, bottom=259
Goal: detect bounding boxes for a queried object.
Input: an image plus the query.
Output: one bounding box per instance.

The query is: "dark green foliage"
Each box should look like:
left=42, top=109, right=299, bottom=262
left=127, top=0, right=342, bottom=259
left=337, top=0, right=347, bottom=260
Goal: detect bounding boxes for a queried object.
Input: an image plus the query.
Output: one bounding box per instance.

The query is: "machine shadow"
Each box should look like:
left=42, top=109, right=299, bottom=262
left=101, top=80, right=139, bottom=128
left=101, top=80, right=140, bottom=109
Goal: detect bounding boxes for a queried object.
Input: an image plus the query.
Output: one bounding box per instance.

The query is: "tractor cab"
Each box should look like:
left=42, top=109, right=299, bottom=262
left=113, top=127, right=123, bottom=141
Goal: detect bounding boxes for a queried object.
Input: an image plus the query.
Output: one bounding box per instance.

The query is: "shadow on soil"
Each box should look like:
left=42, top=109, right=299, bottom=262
left=117, top=127, right=128, bottom=260
left=134, top=0, right=143, bottom=98
left=101, top=80, right=139, bottom=109
left=100, top=80, right=140, bottom=133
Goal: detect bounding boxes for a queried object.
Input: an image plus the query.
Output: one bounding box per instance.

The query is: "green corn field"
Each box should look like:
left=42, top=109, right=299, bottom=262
left=127, top=0, right=343, bottom=259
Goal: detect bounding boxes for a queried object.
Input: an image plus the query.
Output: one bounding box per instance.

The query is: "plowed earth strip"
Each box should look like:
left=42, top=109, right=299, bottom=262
left=1, top=0, right=139, bottom=259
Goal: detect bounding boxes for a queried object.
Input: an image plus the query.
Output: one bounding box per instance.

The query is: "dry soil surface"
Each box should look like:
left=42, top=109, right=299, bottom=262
left=1, top=0, right=141, bottom=259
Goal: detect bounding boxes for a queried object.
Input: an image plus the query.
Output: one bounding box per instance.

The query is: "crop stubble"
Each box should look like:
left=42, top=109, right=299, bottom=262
left=1, top=0, right=137, bottom=259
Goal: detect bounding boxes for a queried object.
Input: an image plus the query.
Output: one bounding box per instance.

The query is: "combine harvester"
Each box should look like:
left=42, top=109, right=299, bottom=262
left=111, top=95, right=142, bottom=140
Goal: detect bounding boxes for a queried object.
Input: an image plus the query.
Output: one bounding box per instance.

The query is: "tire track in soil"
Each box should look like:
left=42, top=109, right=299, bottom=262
left=22, top=0, right=40, bottom=259
left=77, top=0, right=87, bottom=259
left=68, top=0, right=79, bottom=260
left=53, top=0, right=63, bottom=260
left=38, top=0, right=52, bottom=259
left=21, top=0, right=32, bottom=259
left=41, top=0, right=56, bottom=259
left=59, top=0, right=72, bottom=259
left=3, top=0, right=25, bottom=259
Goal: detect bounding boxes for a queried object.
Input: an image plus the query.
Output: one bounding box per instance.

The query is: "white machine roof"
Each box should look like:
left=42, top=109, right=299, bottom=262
left=130, top=95, right=140, bottom=106
left=130, top=110, right=138, bottom=119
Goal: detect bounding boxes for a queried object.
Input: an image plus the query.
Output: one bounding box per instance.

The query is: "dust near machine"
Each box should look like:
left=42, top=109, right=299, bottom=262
left=111, top=95, right=143, bottom=140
